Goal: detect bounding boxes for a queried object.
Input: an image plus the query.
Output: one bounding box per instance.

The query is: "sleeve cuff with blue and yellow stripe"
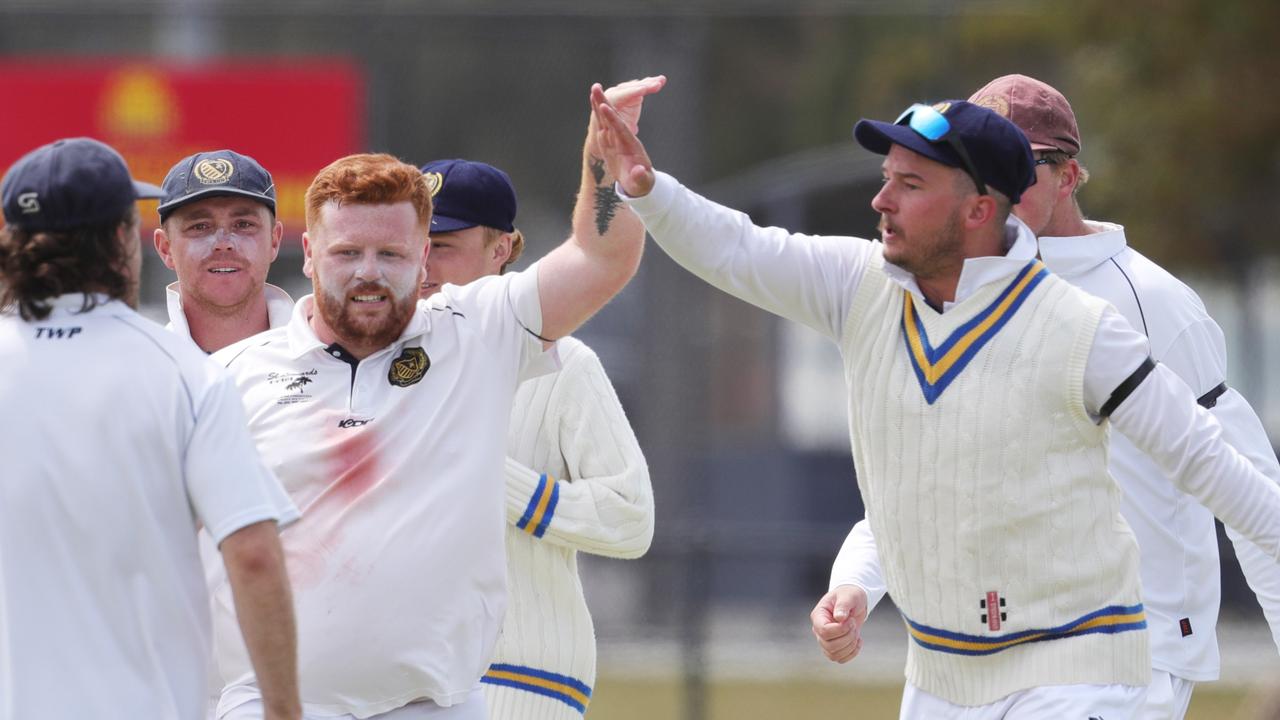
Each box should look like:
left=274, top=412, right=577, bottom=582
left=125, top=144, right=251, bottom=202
left=505, top=456, right=560, bottom=539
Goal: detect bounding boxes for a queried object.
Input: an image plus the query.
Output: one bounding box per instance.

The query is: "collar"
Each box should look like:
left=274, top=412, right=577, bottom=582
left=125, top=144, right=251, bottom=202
left=164, top=281, right=296, bottom=338
left=285, top=294, right=433, bottom=361
left=42, top=293, right=129, bottom=315
left=883, top=215, right=1040, bottom=312
left=1036, top=221, right=1128, bottom=279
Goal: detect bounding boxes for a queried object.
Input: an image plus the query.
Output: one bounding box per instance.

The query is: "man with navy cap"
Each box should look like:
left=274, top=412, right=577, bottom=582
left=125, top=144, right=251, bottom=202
left=822, top=75, right=1280, bottom=719
left=419, top=158, right=654, bottom=720
left=589, top=88, right=1280, bottom=716
left=154, top=149, right=293, bottom=353
left=418, top=159, right=527, bottom=296
left=0, top=138, right=300, bottom=719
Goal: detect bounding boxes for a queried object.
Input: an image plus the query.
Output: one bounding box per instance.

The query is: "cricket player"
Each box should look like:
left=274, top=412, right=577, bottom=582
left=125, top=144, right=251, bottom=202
left=816, top=74, right=1280, bottom=719
left=154, top=149, right=294, bottom=352
left=590, top=84, right=1280, bottom=717
left=418, top=158, right=655, bottom=719
left=207, top=77, right=663, bottom=720
left=0, top=137, right=300, bottom=720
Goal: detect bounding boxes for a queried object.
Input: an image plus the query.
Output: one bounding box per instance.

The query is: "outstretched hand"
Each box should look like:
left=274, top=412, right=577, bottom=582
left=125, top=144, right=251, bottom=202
left=589, top=76, right=665, bottom=198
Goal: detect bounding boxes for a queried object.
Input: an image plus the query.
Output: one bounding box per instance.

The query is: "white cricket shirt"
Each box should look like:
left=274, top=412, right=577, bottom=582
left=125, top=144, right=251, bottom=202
left=165, top=281, right=295, bottom=341
left=0, top=296, right=288, bottom=720
left=210, top=265, right=556, bottom=719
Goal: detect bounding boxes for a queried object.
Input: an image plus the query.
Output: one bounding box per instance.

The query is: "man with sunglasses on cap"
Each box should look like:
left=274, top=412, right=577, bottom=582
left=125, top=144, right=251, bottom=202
left=154, top=149, right=294, bottom=354
left=418, top=158, right=653, bottom=720
left=819, top=74, right=1280, bottom=719
left=0, top=137, right=300, bottom=719
left=589, top=84, right=1280, bottom=716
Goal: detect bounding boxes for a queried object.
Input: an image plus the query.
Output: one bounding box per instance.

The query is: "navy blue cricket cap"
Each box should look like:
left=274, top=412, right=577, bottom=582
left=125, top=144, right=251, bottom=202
left=1, top=137, right=163, bottom=232
left=853, top=100, right=1036, bottom=203
left=157, top=149, right=276, bottom=221
left=420, top=159, right=517, bottom=234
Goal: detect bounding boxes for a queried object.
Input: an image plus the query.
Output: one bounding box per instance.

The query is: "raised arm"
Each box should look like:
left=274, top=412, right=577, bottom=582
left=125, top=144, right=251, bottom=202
left=536, top=77, right=666, bottom=341
left=590, top=77, right=876, bottom=340
left=503, top=344, right=653, bottom=558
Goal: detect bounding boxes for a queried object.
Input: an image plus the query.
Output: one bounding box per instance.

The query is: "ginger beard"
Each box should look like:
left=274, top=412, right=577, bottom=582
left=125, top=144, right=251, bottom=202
left=312, top=265, right=421, bottom=351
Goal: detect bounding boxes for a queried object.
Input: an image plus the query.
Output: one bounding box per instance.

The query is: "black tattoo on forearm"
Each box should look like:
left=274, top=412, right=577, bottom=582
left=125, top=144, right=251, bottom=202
left=588, top=156, right=606, bottom=186
left=594, top=186, right=621, bottom=236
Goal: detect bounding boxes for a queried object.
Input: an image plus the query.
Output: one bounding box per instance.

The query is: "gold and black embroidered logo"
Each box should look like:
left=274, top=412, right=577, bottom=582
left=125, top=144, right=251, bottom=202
left=423, top=171, right=444, bottom=197
left=388, top=347, right=429, bottom=387
left=194, top=158, right=234, bottom=185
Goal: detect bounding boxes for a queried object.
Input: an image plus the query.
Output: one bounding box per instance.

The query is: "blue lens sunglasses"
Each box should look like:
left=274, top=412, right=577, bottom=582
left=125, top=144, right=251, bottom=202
left=895, top=103, right=988, bottom=196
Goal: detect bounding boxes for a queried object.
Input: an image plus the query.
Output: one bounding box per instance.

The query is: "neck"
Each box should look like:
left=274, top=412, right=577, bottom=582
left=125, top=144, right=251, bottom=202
left=184, top=291, right=271, bottom=353
left=307, top=307, right=382, bottom=361
left=916, top=225, right=1009, bottom=310
left=1041, top=203, right=1095, bottom=238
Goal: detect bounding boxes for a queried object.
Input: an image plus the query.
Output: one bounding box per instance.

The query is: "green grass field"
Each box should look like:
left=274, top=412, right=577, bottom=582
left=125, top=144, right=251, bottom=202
left=587, top=677, right=1262, bottom=719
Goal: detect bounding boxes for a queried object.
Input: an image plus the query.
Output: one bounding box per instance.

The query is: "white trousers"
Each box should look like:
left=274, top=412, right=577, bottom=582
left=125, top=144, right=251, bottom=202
left=220, top=688, right=486, bottom=720
left=1140, top=670, right=1195, bottom=720
left=900, top=681, right=1148, bottom=719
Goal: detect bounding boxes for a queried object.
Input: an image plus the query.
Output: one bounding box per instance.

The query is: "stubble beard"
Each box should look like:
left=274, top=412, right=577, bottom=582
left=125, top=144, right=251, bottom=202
left=882, top=209, right=965, bottom=280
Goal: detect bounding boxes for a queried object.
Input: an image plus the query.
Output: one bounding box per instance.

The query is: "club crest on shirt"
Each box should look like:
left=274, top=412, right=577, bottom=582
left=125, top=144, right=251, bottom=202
left=388, top=347, right=429, bottom=387
left=267, top=369, right=319, bottom=405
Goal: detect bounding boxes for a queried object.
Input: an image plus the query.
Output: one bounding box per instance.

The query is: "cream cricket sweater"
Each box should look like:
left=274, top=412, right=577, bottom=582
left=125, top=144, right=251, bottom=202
left=845, top=251, right=1149, bottom=706
left=482, top=337, right=654, bottom=719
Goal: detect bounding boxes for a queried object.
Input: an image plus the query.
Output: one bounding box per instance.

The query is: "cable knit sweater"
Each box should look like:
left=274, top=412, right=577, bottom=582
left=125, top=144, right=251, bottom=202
left=481, top=336, right=654, bottom=719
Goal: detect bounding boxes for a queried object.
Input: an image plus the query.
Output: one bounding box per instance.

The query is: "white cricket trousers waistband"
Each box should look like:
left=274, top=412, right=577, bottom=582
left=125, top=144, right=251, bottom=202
left=220, top=688, right=486, bottom=720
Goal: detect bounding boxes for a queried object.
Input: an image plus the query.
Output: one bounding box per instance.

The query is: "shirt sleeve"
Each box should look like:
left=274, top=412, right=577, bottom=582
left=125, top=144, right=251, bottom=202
left=440, top=262, right=559, bottom=383
left=1156, top=316, right=1229, bottom=398
left=1212, top=388, right=1280, bottom=654
left=1108, top=361, right=1280, bottom=561
left=828, top=518, right=888, bottom=614
left=621, top=172, right=877, bottom=340
left=1082, top=305, right=1153, bottom=419
left=185, top=370, right=295, bottom=546
left=503, top=347, right=654, bottom=558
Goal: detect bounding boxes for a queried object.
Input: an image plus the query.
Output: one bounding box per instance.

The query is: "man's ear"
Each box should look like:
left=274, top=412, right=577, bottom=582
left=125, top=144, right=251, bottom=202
left=301, top=232, right=315, bottom=279
left=153, top=226, right=176, bottom=270
left=490, top=232, right=513, bottom=269
left=1059, top=159, right=1083, bottom=200
left=269, top=219, right=284, bottom=262
left=965, top=194, right=1001, bottom=231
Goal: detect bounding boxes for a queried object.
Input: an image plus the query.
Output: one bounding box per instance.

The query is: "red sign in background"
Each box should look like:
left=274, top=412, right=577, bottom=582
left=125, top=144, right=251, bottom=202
left=0, top=58, right=364, bottom=240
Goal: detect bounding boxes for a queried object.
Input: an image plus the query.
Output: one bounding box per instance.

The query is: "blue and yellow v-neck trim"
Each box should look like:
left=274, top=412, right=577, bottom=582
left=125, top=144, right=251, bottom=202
left=902, top=260, right=1049, bottom=404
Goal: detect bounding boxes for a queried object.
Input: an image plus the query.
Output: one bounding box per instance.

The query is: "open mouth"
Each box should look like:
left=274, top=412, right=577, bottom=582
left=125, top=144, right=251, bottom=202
left=351, top=293, right=387, bottom=304
left=208, top=267, right=240, bottom=274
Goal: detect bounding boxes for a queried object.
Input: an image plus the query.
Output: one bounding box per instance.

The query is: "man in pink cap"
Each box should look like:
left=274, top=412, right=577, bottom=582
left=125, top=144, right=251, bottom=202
left=815, top=74, right=1280, bottom=719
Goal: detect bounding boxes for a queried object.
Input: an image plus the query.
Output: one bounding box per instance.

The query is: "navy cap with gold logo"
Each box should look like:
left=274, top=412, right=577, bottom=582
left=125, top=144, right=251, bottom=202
left=157, top=149, right=276, bottom=221
left=419, top=159, right=516, bottom=234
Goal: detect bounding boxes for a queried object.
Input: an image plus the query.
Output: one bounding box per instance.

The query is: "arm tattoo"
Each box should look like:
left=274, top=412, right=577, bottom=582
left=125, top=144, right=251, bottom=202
left=587, top=154, right=620, bottom=234
left=594, top=186, right=622, bottom=236
left=588, top=155, right=606, bottom=185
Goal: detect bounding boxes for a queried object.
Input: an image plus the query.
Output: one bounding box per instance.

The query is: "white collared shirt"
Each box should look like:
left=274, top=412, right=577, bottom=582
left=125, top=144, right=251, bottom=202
left=164, top=281, right=295, bottom=343
left=209, top=265, right=558, bottom=718
left=0, top=296, right=287, bottom=719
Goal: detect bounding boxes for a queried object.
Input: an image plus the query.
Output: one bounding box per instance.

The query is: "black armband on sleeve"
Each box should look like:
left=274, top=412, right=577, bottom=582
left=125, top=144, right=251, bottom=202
left=1100, top=356, right=1157, bottom=418
left=1196, top=382, right=1228, bottom=409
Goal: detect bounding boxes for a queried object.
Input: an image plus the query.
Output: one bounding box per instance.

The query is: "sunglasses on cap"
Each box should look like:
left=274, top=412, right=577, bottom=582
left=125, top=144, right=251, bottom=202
left=895, top=103, right=988, bottom=196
